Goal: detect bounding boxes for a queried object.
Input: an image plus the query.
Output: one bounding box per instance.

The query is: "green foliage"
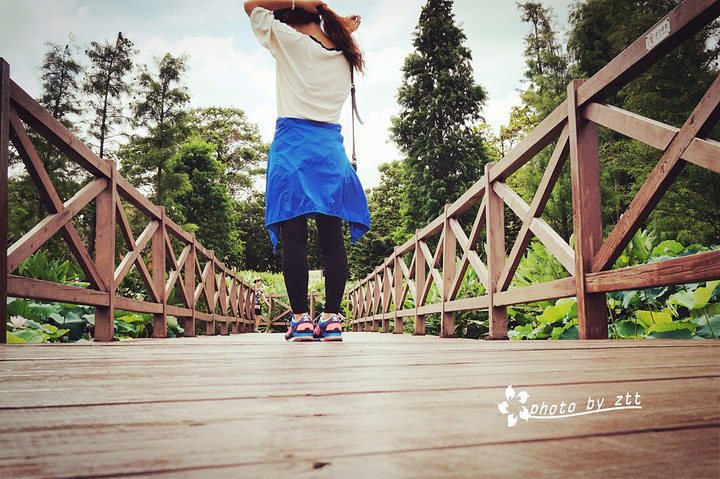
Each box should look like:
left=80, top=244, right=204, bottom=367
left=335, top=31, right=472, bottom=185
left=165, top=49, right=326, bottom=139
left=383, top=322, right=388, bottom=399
left=39, top=38, right=83, bottom=126
left=237, top=193, right=281, bottom=272
left=16, top=250, right=89, bottom=288
left=6, top=251, right=185, bottom=342
left=507, top=232, right=720, bottom=340
left=8, top=39, right=88, bottom=261
left=187, top=106, right=268, bottom=201
left=568, top=0, right=720, bottom=244
left=168, top=139, right=243, bottom=265
left=349, top=161, right=403, bottom=280
left=497, top=1, right=720, bottom=249
left=121, top=53, right=190, bottom=206
left=390, top=0, right=488, bottom=241
left=7, top=315, right=70, bottom=343
left=517, top=1, right=571, bottom=119
left=7, top=298, right=90, bottom=342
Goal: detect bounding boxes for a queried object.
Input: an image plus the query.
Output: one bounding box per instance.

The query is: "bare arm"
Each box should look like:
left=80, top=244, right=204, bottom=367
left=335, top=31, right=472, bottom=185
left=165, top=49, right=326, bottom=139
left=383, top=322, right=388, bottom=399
left=243, top=0, right=327, bottom=17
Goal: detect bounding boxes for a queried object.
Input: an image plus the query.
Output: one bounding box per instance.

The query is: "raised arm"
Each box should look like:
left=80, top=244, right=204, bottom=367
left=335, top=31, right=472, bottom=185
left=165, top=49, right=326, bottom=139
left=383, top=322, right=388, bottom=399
left=243, top=0, right=327, bottom=17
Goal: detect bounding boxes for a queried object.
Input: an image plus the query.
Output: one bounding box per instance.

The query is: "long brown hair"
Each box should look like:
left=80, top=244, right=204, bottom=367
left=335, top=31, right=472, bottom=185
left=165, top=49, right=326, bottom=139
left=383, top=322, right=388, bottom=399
left=277, top=6, right=364, bottom=73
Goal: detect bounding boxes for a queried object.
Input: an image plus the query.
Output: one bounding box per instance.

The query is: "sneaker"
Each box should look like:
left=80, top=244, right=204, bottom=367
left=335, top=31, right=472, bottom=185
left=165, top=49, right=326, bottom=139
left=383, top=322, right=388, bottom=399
left=285, top=314, right=314, bottom=342
left=314, top=314, right=343, bottom=342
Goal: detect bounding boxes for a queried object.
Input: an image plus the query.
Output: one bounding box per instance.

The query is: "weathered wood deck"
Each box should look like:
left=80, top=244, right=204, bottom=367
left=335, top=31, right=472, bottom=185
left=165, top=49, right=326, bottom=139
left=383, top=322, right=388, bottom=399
left=1, top=333, right=718, bottom=478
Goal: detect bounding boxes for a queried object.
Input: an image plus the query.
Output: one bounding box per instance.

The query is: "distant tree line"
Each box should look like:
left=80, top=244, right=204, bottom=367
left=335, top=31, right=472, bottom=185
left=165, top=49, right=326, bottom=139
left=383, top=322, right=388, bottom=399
left=8, top=32, right=275, bottom=273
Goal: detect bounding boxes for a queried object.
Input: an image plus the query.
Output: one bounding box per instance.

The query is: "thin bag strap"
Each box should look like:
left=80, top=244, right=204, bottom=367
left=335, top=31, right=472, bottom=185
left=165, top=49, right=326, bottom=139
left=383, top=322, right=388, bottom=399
left=350, top=67, right=363, bottom=171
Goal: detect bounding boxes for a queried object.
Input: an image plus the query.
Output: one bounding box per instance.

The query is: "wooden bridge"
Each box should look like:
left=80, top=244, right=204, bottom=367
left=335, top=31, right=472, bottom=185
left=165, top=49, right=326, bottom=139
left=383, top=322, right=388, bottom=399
left=1, top=1, right=719, bottom=477
left=1, top=333, right=718, bottom=478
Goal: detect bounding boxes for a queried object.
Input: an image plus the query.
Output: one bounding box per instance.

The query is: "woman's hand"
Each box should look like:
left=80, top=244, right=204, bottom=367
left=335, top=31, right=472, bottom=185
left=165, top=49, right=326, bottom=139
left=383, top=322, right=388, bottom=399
left=343, top=14, right=361, bottom=33
left=243, top=0, right=326, bottom=16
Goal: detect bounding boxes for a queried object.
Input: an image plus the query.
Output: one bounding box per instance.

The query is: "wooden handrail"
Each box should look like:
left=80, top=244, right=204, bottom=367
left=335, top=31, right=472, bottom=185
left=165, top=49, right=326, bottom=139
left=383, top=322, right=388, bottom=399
left=346, top=0, right=720, bottom=339
left=0, top=58, right=256, bottom=342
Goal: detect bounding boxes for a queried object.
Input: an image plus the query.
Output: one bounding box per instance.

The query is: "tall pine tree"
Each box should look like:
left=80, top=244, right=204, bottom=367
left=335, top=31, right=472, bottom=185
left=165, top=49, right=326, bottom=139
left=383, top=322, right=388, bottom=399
left=39, top=39, right=83, bottom=128
left=390, top=0, right=488, bottom=241
left=511, top=1, right=575, bottom=241
left=121, top=53, right=190, bottom=206
left=84, top=32, right=135, bottom=159
left=8, top=39, right=85, bottom=260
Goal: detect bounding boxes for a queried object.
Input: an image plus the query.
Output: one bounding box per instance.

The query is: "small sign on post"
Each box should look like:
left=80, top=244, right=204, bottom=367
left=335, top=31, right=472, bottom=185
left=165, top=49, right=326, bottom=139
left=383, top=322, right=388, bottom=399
left=646, top=18, right=671, bottom=51
left=308, top=270, right=323, bottom=286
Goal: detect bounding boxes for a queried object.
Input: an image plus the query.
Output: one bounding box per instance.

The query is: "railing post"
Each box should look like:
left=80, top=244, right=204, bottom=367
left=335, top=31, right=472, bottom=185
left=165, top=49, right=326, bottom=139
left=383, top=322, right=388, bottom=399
left=393, top=247, right=403, bottom=334
left=381, top=261, right=391, bottom=333
left=206, top=251, right=216, bottom=335
left=245, top=282, right=254, bottom=332
left=235, top=274, right=245, bottom=334
left=372, top=270, right=381, bottom=332
left=364, top=276, right=372, bottom=332
left=352, top=287, right=360, bottom=332
left=309, top=290, right=316, bottom=320
left=152, top=207, right=167, bottom=338
left=183, top=234, right=196, bottom=337
left=568, top=79, right=608, bottom=339
left=441, top=204, right=457, bottom=338
left=218, top=265, right=228, bottom=335
left=486, top=162, right=508, bottom=340
left=0, top=59, right=9, bottom=344
left=413, top=230, right=425, bottom=335
left=94, top=160, right=117, bottom=342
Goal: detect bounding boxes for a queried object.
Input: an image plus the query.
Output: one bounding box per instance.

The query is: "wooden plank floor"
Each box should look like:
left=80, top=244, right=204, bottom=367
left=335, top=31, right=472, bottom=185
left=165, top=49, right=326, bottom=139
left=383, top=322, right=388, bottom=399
left=0, top=333, right=718, bottom=478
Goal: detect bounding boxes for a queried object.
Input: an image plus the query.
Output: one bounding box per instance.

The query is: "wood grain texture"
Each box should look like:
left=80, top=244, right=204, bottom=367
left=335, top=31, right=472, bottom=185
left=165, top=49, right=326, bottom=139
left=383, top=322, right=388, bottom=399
left=0, top=59, right=10, bottom=343
left=0, top=334, right=717, bottom=478
left=568, top=80, right=607, bottom=339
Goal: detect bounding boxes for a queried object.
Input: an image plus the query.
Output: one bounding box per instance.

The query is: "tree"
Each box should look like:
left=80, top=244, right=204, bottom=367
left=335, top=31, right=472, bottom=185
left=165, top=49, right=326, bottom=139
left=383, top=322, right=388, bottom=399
left=511, top=2, right=575, bottom=241
left=568, top=0, right=720, bottom=244
left=517, top=1, right=572, bottom=122
left=84, top=32, right=135, bottom=159
left=168, top=139, right=243, bottom=266
left=7, top=39, right=95, bottom=270
left=390, top=0, right=488, bottom=241
left=236, top=192, right=281, bottom=273
left=486, top=105, right=535, bottom=159
left=348, top=161, right=403, bottom=279
left=121, top=53, right=190, bottom=206
left=8, top=39, right=85, bottom=252
left=187, top=106, right=268, bottom=200
left=39, top=39, right=83, bottom=128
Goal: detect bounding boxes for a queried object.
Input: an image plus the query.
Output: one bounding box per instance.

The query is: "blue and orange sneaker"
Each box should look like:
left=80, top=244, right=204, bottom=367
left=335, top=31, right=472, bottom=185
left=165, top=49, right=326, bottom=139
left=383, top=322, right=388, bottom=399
left=313, top=314, right=343, bottom=342
left=285, top=314, right=314, bottom=342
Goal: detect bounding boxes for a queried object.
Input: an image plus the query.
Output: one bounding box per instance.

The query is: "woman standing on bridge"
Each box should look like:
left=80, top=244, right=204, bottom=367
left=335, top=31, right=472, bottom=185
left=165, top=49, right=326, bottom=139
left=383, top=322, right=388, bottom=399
left=244, top=0, right=370, bottom=341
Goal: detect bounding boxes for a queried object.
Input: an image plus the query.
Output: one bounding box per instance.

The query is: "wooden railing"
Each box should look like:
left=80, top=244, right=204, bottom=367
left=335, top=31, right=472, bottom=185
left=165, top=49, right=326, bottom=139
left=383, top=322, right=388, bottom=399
left=0, top=58, right=256, bottom=342
left=347, top=0, right=720, bottom=339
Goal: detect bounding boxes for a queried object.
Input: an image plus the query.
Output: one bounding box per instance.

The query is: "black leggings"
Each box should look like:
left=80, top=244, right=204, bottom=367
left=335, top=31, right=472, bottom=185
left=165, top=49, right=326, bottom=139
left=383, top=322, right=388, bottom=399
left=280, top=214, right=348, bottom=315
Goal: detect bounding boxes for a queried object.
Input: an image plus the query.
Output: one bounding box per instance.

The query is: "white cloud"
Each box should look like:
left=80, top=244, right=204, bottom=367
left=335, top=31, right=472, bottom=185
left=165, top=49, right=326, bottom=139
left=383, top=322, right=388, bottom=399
left=346, top=106, right=402, bottom=189
left=484, top=89, right=523, bottom=136
left=359, top=0, right=422, bottom=50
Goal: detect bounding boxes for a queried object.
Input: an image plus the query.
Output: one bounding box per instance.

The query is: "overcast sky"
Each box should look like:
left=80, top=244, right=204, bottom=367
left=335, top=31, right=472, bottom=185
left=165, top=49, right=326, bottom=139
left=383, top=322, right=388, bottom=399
left=0, top=0, right=574, bottom=189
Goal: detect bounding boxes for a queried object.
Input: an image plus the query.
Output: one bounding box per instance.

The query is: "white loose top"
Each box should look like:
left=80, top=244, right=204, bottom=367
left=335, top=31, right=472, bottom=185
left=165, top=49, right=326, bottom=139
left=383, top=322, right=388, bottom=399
left=250, top=7, right=352, bottom=123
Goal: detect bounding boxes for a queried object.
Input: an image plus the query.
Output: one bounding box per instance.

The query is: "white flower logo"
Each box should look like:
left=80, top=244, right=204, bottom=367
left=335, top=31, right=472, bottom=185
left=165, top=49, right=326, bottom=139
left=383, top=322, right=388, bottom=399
left=498, top=385, right=530, bottom=427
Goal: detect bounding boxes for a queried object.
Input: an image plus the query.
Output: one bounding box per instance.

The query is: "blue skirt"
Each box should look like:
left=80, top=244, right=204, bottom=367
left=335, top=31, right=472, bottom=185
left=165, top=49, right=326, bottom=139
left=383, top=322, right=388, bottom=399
left=265, top=117, right=370, bottom=249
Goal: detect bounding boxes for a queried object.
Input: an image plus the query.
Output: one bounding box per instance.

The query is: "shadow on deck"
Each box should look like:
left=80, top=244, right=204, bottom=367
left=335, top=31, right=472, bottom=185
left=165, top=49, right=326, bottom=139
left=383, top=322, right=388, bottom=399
left=1, top=334, right=718, bottom=478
